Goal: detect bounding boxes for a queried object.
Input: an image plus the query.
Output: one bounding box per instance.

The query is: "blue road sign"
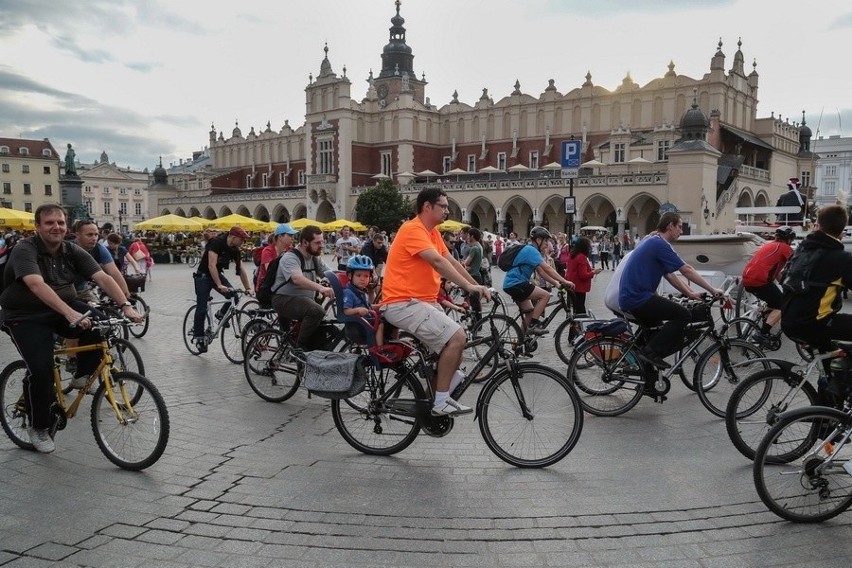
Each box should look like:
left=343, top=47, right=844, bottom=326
left=561, top=140, right=581, bottom=168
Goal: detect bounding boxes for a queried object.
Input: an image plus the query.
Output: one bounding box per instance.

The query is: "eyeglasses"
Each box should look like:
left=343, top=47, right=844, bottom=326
left=432, top=202, right=449, bottom=210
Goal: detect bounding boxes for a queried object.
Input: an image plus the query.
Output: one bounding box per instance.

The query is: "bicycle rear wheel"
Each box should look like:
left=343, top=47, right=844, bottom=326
left=240, top=316, right=274, bottom=356
left=331, top=366, right=423, bottom=456
left=243, top=329, right=300, bottom=402
left=91, top=371, right=169, bottom=470
left=754, top=407, right=852, bottom=523
left=478, top=363, right=583, bottom=468
left=693, top=339, right=769, bottom=418
left=182, top=305, right=211, bottom=355
left=567, top=336, right=643, bottom=416
left=726, top=369, right=818, bottom=461
left=127, top=295, right=150, bottom=338
left=0, top=361, right=33, bottom=450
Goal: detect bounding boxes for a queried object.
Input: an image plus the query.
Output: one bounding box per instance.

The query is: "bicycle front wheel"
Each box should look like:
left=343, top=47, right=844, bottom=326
left=465, top=314, right=522, bottom=383
left=694, top=339, right=768, bottom=418
left=567, top=336, right=643, bottom=416
left=127, top=295, right=150, bottom=338
left=220, top=312, right=246, bottom=364
left=0, top=361, right=33, bottom=450
left=243, top=329, right=300, bottom=402
left=478, top=363, right=583, bottom=468
left=726, top=368, right=818, bottom=461
left=182, top=305, right=210, bottom=355
left=553, top=318, right=583, bottom=367
left=331, top=366, right=423, bottom=456
left=91, top=371, right=169, bottom=470
left=754, top=407, right=852, bottom=523
left=240, top=316, right=274, bottom=356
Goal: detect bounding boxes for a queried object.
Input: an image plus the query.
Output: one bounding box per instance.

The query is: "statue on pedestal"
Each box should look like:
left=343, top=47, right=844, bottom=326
left=64, top=143, right=77, bottom=176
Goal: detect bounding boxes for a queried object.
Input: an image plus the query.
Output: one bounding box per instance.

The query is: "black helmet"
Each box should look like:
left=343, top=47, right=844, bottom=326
left=775, top=227, right=795, bottom=241
left=530, top=226, right=552, bottom=240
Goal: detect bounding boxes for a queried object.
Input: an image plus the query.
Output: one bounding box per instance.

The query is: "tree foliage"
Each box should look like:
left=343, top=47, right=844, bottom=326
left=354, top=181, right=413, bottom=233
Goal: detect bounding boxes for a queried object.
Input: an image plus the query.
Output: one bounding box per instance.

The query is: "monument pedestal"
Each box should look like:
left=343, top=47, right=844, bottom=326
left=60, top=175, right=86, bottom=225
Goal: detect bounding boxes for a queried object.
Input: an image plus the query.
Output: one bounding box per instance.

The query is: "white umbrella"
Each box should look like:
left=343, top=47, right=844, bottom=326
left=542, top=162, right=562, bottom=170
left=447, top=167, right=468, bottom=175
left=416, top=169, right=439, bottom=177
left=396, top=171, right=416, bottom=185
left=627, top=157, right=652, bottom=164
left=508, top=164, right=530, bottom=172
left=371, top=173, right=390, bottom=179
left=581, top=159, right=605, bottom=167
left=479, top=165, right=500, bottom=173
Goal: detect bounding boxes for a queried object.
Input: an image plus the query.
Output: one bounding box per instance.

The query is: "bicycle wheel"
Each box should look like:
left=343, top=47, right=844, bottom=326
left=182, top=305, right=210, bottom=355
left=567, top=336, right=643, bottom=416
left=465, top=314, right=523, bottom=383
left=91, top=371, right=169, bottom=470
left=726, top=368, right=818, bottom=461
left=243, top=329, right=300, bottom=402
left=478, top=363, right=583, bottom=468
left=187, top=252, right=199, bottom=268
left=693, top=339, right=769, bottom=418
left=754, top=407, right=852, bottom=523
left=0, top=361, right=34, bottom=450
left=127, top=295, right=150, bottom=338
left=241, top=316, right=273, bottom=356
left=111, top=338, right=145, bottom=377
left=331, top=366, right=423, bottom=456
left=734, top=283, right=759, bottom=319
left=723, top=316, right=763, bottom=344
left=554, top=318, right=584, bottom=367
left=220, top=312, right=246, bottom=364
left=237, top=298, right=261, bottom=330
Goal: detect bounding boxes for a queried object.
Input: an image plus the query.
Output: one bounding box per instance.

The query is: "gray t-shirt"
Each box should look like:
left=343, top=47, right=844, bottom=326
left=273, top=249, right=330, bottom=298
left=0, top=236, right=101, bottom=320
left=335, top=236, right=361, bottom=265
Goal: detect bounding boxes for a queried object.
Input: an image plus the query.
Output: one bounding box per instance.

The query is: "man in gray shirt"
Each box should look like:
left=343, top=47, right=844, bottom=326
left=271, top=225, right=333, bottom=349
left=334, top=225, right=360, bottom=271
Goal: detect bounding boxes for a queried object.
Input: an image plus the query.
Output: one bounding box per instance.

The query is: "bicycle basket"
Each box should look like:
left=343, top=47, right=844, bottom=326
left=123, top=273, right=146, bottom=293
left=302, top=350, right=368, bottom=399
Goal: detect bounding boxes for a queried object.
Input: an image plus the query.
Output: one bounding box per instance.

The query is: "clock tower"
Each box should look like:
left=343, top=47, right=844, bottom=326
left=374, top=0, right=427, bottom=106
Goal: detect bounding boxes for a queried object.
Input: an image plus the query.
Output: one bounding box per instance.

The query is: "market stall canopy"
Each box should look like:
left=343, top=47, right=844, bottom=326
left=205, top=213, right=268, bottom=231
left=288, top=218, right=320, bottom=230
left=0, top=207, right=34, bottom=230
left=321, top=219, right=368, bottom=232
left=436, top=219, right=470, bottom=232
left=132, top=214, right=204, bottom=232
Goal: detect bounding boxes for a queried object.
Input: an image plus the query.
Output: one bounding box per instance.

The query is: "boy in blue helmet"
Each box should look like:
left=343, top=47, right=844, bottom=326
left=343, top=255, right=383, bottom=345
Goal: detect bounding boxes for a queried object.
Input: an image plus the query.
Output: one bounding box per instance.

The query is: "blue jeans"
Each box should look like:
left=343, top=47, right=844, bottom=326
left=193, top=272, right=234, bottom=336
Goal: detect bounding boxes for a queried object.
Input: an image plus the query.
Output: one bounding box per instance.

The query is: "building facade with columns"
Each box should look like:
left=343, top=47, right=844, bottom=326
left=812, top=135, right=852, bottom=209
left=73, top=151, right=150, bottom=233
left=157, top=2, right=817, bottom=237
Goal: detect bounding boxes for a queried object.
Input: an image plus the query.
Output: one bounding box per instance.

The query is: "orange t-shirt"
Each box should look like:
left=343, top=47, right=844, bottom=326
left=381, top=217, right=449, bottom=304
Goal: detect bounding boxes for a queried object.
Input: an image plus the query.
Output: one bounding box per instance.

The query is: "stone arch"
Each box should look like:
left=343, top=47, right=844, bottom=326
left=271, top=204, right=290, bottom=222
left=446, top=197, right=463, bottom=222
left=736, top=188, right=754, bottom=208
left=540, top=194, right=569, bottom=235
left=203, top=207, right=216, bottom=219
left=502, top=195, right=534, bottom=238
left=219, top=206, right=233, bottom=217
left=160, top=208, right=171, bottom=215
left=467, top=196, right=498, bottom=232
left=622, top=192, right=662, bottom=236
left=292, top=203, right=307, bottom=219
left=577, top=193, right=617, bottom=232
left=753, top=190, right=770, bottom=208
left=254, top=204, right=270, bottom=222
left=188, top=207, right=201, bottom=217
left=316, top=200, right=335, bottom=223
left=236, top=205, right=250, bottom=217
left=174, top=207, right=186, bottom=217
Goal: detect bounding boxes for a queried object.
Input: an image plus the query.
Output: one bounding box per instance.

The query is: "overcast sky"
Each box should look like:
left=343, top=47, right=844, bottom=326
left=1, top=0, right=849, bottom=171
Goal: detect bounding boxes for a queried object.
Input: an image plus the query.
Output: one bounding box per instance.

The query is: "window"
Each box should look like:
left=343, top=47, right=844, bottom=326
left=801, top=171, right=811, bottom=187
left=297, top=170, right=305, bottom=185
left=380, top=151, right=392, bottom=177
left=119, top=187, right=127, bottom=195
left=497, top=152, right=507, bottom=171
left=529, top=151, right=539, bottom=170
left=2, top=183, right=10, bottom=194
left=135, top=203, right=142, bottom=216
left=246, top=175, right=252, bottom=189
left=103, top=201, right=111, bottom=215
left=86, top=201, right=93, bottom=214
left=467, top=154, right=476, bottom=172
left=22, top=164, right=30, bottom=174
left=613, top=143, right=626, bottom=163
left=119, top=202, right=127, bottom=215
left=1, top=163, right=8, bottom=173
left=44, top=184, right=52, bottom=196
left=85, top=185, right=92, bottom=193
left=826, top=165, right=837, bottom=177
left=0, top=146, right=8, bottom=155
left=279, top=172, right=287, bottom=186
left=23, top=183, right=31, bottom=195
left=134, top=188, right=141, bottom=195
left=262, top=173, right=268, bottom=187
left=23, top=202, right=32, bottom=213
left=442, top=156, right=452, bottom=174
left=822, top=180, right=837, bottom=196
left=656, top=140, right=671, bottom=161
left=318, top=139, right=334, bottom=174
left=103, top=186, right=110, bottom=194
left=18, top=147, right=28, bottom=156
left=42, top=149, right=52, bottom=157
left=43, top=166, right=51, bottom=174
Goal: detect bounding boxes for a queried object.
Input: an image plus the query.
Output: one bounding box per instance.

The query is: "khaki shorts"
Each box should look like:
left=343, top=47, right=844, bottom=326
left=382, top=299, right=462, bottom=354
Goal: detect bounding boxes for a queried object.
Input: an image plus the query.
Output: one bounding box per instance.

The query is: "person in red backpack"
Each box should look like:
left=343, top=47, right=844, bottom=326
left=741, top=226, right=796, bottom=342
left=256, top=223, right=297, bottom=289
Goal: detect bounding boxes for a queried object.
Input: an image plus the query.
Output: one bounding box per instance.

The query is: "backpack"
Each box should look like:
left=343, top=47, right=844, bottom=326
left=780, top=247, right=833, bottom=296
left=252, top=247, right=263, bottom=266
left=256, top=249, right=321, bottom=308
left=0, top=236, right=18, bottom=296
left=497, top=244, right=526, bottom=271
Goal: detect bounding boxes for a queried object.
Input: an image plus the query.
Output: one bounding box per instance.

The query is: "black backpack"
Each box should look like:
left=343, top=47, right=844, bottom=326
left=497, top=244, right=526, bottom=271
left=780, top=247, right=834, bottom=296
left=256, top=249, right=322, bottom=308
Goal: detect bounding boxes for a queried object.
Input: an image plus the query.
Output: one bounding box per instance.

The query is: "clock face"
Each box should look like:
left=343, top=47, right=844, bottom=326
left=377, top=84, right=388, bottom=100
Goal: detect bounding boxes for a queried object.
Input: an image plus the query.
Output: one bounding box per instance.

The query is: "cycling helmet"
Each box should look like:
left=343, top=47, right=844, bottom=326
left=530, top=226, right=552, bottom=241
left=346, top=254, right=374, bottom=272
left=775, top=227, right=795, bottom=241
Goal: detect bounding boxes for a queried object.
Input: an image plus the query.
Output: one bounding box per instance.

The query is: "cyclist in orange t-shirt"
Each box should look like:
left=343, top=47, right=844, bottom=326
left=741, top=227, right=795, bottom=340
left=382, top=187, right=491, bottom=417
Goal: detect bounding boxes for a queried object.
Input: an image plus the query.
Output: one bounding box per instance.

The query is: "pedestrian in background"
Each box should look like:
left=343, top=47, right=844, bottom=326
left=565, top=236, right=602, bottom=316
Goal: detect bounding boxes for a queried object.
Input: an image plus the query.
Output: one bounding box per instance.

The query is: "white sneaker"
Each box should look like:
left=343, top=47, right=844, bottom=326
left=27, top=428, right=55, bottom=453
left=70, top=376, right=98, bottom=395
left=431, top=397, right=473, bottom=416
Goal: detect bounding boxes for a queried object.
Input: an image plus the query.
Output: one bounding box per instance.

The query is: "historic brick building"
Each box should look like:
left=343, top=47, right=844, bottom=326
left=158, top=1, right=817, bottom=237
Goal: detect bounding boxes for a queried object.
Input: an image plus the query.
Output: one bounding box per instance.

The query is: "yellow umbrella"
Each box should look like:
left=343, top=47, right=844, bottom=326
left=132, top=214, right=204, bottom=232
left=437, top=219, right=469, bottom=232
left=189, top=216, right=212, bottom=227
left=321, top=219, right=367, bottom=232
left=289, top=218, right=321, bottom=230
left=205, top=213, right=268, bottom=231
left=0, top=207, right=34, bottom=230
left=261, top=220, right=280, bottom=231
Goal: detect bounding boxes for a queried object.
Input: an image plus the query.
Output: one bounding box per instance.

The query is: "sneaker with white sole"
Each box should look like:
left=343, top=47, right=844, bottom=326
left=431, top=397, right=473, bottom=416
left=27, top=427, right=55, bottom=453
left=70, top=376, right=98, bottom=394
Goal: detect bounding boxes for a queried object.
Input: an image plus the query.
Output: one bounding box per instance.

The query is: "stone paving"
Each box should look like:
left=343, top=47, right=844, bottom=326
left=1, top=259, right=852, bottom=567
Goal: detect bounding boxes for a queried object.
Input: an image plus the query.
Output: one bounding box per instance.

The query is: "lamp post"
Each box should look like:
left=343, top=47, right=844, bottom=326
left=118, top=210, right=124, bottom=235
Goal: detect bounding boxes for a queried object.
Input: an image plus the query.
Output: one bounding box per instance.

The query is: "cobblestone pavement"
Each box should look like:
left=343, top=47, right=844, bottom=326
left=1, top=260, right=852, bottom=567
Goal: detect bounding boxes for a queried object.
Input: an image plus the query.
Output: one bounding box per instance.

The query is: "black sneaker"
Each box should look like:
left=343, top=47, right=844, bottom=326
left=195, top=337, right=208, bottom=354
left=528, top=322, right=549, bottom=336
left=215, top=311, right=230, bottom=328
left=635, top=349, right=670, bottom=369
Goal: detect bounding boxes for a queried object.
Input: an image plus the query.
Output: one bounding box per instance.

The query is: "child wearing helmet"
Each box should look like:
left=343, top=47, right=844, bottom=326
left=343, top=255, right=383, bottom=345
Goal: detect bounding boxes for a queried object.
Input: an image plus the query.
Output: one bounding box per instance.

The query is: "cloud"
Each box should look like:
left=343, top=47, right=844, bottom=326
left=49, top=33, right=113, bottom=64
left=829, top=13, right=852, bottom=28
left=809, top=108, right=852, bottom=139
left=543, top=0, right=735, bottom=16
left=124, top=61, right=159, bottom=73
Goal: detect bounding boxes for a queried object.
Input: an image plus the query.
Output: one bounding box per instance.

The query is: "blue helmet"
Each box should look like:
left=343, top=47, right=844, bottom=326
left=346, top=254, right=374, bottom=272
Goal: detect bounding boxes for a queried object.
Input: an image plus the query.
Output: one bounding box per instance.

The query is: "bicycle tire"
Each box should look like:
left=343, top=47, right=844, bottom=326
left=243, top=329, right=300, bottom=402
left=182, top=305, right=211, bottom=355
left=566, top=336, right=643, bottom=417
left=111, top=338, right=145, bottom=378
left=553, top=318, right=584, bottom=367
left=240, top=316, right=274, bottom=356
left=734, top=283, right=759, bottom=320
left=478, top=363, right=583, bottom=468
left=237, top=298, right=261, bottom=329
left=187, top=253, right=199, bottom=268
left=753, top=406, right=852, bottom=523
left=725, top=368, right=818, bottom=461
left=0, top=361, right=34, bottom=450
left=220, top=312, right=246, bottom=364
left=331, top=366, right=423, bottom=456
left=693, top=338, right=769, bottom=418
left=91, top=371, right=169, bottom=470
left=466, top=314, right=522, bottom=383
left=127, top=295, right=150, bottom=338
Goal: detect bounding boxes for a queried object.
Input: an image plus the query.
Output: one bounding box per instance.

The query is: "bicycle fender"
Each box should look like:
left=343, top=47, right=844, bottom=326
left=775, top=405, right=849, bottom=423
left=730, top=357, right=794, bottom=373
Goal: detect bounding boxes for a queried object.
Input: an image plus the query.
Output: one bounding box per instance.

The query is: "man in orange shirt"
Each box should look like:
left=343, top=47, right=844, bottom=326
left=741, top=227, right=796, bottom=341
left=382, top=188, right=491, bottom=416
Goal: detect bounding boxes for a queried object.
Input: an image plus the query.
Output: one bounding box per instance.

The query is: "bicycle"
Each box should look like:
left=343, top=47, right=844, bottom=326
left=566, top=295, right=770, bottom=417
left=723, top=294, right=813, bottom=362
left=330, top=313, right=584, bottom=468
left=0, top=316, right=169, bottom=470
left=752, top=342, right=852, bottom=522
left=97, top=291, right=150, bottom=339
left=182, top=289, right=259, bottom=363
left=184, top=245, right=201, bottom=268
